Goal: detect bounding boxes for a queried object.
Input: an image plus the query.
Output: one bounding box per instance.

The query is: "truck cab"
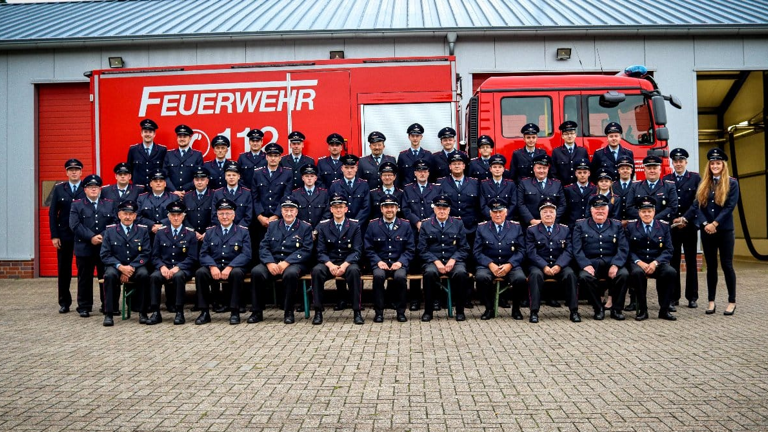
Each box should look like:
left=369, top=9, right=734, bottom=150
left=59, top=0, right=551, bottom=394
left=465, top=66, right=681, bottom=179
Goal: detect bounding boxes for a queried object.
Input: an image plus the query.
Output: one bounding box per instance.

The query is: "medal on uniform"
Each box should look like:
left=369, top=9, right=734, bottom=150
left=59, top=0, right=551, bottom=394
left=348, top=243, right=352, bottom=248
left=235, top=244, right=239, bottom=251
left=453, top=240, right=456, bottom=245
left=511, top=246, right=515, bottom=251
left=613, top=237, right=616, bottom=243
left=662, top=199, right=666, bottom=205
left=138, top=245, right=141, bottom=251
left=182, top=247, right=186, bottom=253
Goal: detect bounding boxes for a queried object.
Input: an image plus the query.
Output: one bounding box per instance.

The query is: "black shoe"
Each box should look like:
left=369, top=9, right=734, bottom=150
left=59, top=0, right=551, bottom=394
left=480, top=309, right=494, bottom=320
left=546, top=299, right=561, bottom=308
left=668, top=303, right=677, bottom=312
left=498, top=298, right=510, bottom=309
left=724, top=305, right=736, bottom=316
left=396, top=312, right=407, bottom=322
left=78, top=310, right=90, bottom=318
left=421, top=313, right=433, bottom=322
left=464, top=300, right=475, bottom=309
left=333, top=300, right=348, bottom=311
left=283, top=311, right=295, bottom=324
left=570, top=311, right=582, bottom=323
left=174, top=311, right=185, bottom=325
left=213, top=304, right=228, bottom=313
left=594, top=309, right=605, bottom=320
left=139, top=313, right=149, bottom=324
left=409, top=301, right=420, bottom=311
left=529, top=312, right=539, bottom=323
left=432, top=300, right=441, bottom=311
left=635, top=310, right=649, bottom=321
left=102, top=314, right=114, bottom=326
left=373, top=312, right=384, bottom=323
left=520, top=299, right=529, bottom=308
left=659, top=310, right=677, bottom=320
left=195, top=311, right=211, bottom=325
left=610, top=310, right=625, bottom=321
left=353, top=311, right=364, bottom=325
left=672, top=300, right=680, bottom=306
left=624, top=302, right=637, bottom=312
left=296, top=304, right=305, bottom=313
left=511, top=308, right=523, bottom=320
left=166, top=305, right=177, bottom=313
left=59, top=306, right=70, bottom=314
left=705, top=305, right=716, bottom=315
left=312, top=311, right=323, bottom=325
left=147, top=311, right=162, bottom=325
left=247, top=311, right=263, bottom=323
left=688, top=300, right=698, bottom=309
left=456, top=313, right=466, bottom=322
left=229, top=313, right=240, bottom=325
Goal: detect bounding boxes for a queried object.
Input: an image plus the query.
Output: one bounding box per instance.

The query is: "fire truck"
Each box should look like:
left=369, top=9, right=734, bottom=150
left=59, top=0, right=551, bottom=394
left=89, top=58, right=679, bottom=177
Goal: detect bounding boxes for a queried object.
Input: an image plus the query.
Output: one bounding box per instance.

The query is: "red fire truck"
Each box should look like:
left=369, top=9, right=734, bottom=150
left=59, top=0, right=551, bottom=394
left=464, top=66, right=681, bottom=178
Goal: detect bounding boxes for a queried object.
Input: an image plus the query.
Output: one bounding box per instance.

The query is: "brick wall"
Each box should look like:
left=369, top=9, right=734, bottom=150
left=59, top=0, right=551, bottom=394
left=680, top=253, right=703, bottom=273
left=0, top=260, right=35, bottom=279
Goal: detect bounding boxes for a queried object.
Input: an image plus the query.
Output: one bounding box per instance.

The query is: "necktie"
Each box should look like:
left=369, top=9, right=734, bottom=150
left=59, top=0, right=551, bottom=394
left=677, top=175, right=682, bottom=183
left=419, top=185, right=425, bottom=194
left=337, top=223, right=342, bottom=232
left=612, top=150, right=617, bottom=160
left=348, top=180, right=353, bottom=189
left=146, top=147, right=151, bottom=156
left=412, top=150, right=418, bottom=157
left=286, top=224, right=292, bottom=232
left=72, top=184, right=77, bottom=194
left=496, top=182, right=501, bottom=190
left=597, top=224, right=603, bottom=230
left=483, top=159, right=489, bottom=167
left=579, top=186, right=584, bottom=194
left=230, top=188, right=235, bottom=196
left=388, top=223, right=393, bottom=231
left=180, top=150, right=185, bottom=158
left=269, top=171, right=273, bottom=178
left=223, top=228, right=228, bottom=236
left=649, top=182, right=655, bottom=190
left=218, top=161, right=223, bottom=169
left=540, top=181, right=545, bottom=190
left=375, top=157, right=380, bottom=165
left=385, top=189, right=391, bottom=195
left=456, top=180, right=462, bottom=189
left=568, top=147, right=573, bottom=155
left=126, top=225, right=131, bottom=235
left=645, top=225, right=651, bottom=236
left=547, top=226, right=552, bottom=236
left=119, top=189, right=126, bottom=197
left=333, top=159, right=338, bottom=166
left=198, top=193, right=203, bottom=201
left=440, top=222, right=445, bottom=230
left=92, top=201, right=98, bottom=211
left=496, top=225, right=502, bottom=234
left=622, top=182, right=628, bottom=191
left=307, top=189, right=313, bottom=197
left=294, top=158, right=299, bottom=164
left=173, top=228, right=179, bottom=238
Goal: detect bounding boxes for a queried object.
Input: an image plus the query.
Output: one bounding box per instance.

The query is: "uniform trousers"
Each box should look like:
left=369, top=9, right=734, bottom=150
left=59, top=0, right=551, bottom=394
left=671, top=225, right=699, bottom=301
left=311, top=263, right=362, bottom=311
left=75, top=253, right=106, bottom=312
left=475, top=266, right=526, bottom=311
left=628, top=262, right=675, bottom=313
left=701, top=229, right=736, bottom=303
left=195, top=266, right=246, bottom=311
left=57, top=239, right=75, bottom=308
left=150, top=269, right=192, bottom=311
left=103, top=265, right=150, bottom=314
left=251, top=263, right=307, bottom=313
left=422, top=262, right=467, bottom=314
left=528, top=266, right=578, bottom=312
left=372, top=267, right=408, bottom=313
left=578, top=260, right=628, bottom=313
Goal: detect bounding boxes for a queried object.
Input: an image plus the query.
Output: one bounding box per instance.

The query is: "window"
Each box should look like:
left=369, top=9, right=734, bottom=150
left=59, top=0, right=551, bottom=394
left=585, top=95, right=653, bottom=145
left=501, top=96, right=553, bottom=138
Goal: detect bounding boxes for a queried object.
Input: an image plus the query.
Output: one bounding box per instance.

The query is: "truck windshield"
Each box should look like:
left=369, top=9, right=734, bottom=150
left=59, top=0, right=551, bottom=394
left=565, top=94, right=654, bottom=145
left=500, top=96, right=554, bottom=138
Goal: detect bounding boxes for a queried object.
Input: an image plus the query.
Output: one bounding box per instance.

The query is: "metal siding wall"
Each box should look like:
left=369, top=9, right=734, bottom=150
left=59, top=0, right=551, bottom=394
left=494, top=39, right=547, bottom=71
left=101, top=46, right=150, bottom=69
left=54, top=49, right=101, bottom=80
left=393, top=39, right=446, bottom=57
left=245, top=40, right=296, bottom=62
left=0, top=53, right=8, bottom=259
left=197, top=42, right=247, bottom=65
left=694, top=38, right=745, bottom=69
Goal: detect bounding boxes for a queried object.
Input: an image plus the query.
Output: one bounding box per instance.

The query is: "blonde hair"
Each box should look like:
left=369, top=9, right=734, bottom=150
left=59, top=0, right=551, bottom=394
left=696, top=160, right=731, bottom=207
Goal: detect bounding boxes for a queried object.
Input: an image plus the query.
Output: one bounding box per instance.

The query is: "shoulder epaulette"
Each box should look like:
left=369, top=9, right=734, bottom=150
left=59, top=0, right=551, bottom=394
left=358, top=178, right=368, bottom=183
left=129, top=143, right=141, bottom=147
left=317, top=187, right=327, bottom=191
left=55, top=181, right=65, bottom=185
left=628, top=219, right=637, bottom=223
left=102, top=198, right=114, bottom=202
left=349, top=218, right=358, bottom=222
left=137, top=224, right=148, bottom=228
left=319, top=219, right=330, bottom=224
left=550, top=178, right=562, bottom=183
left=564, top=183, right=576, bottom=188
left=107, top=224, right=117, bottom=228
left=478, top=221, right=488, bottom=225
left=576, top=218, right=587, bottom=222
left=73, top=198, right=83, bottom=203
left=399, top=149, right=410, bottom=153
left=481, top=178, right=491, bottom=183
left=632, top=180, right=641, bottom=184
left=331, top=178, right=342, bottom=183
left=241, top=187, right=251, bottom=192
left=185, top=227, right=195, bottom=232
left=300, top=220, right=311, bottom=226
left=254, top=166, right=267, bottom=171
left=520, top=176, right=532, bottom=181
left=436, top=176, right=448, bottom=182
left=238, top=225, right=249, bottom=230
left=558, top=223, right=568, bottom=227
left=101, top=184, right=111, bottom=189
left=433, top=182, right=441, bottom=186
left=206, top=226, right=217, bottom=231
left=156, top=144, right=167, bottom=149
left=420, top=218, right=430, bottom=222
left=663, top=180, right=674, bottom=184
left=510, top=221, right=520, bottom=224
left=138, top=192, right=149, bottom=196
left=608, top=218, right=621, bottom=224
left=318, top=156, right=329, bottom=160
left=470, top=157, right=479, bottom=161
left=283, top=166, right=293, bottom=171
left=399, top=218, right=409, bottom=222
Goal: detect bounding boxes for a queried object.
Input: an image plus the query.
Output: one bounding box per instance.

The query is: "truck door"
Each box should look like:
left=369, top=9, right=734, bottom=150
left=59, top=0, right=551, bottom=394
left=492, top=91, right=557, bottom=154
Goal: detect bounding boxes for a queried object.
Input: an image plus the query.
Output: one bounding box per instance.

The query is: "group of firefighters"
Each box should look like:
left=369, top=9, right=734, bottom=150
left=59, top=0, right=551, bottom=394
left=49, top=116, right=740, bottom=327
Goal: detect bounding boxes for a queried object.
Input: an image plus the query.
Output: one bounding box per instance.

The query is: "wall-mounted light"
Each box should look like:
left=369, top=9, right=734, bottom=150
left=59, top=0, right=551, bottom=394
left=556, top=48, right=571, bottom=61
left=330, top=51, right=344, bottom=59
left=108, top=57, right=124, bottom=68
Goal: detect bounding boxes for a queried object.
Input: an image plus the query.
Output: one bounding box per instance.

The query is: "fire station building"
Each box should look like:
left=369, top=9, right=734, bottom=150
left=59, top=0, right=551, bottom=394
left=1, top=0, right=767, bottom=276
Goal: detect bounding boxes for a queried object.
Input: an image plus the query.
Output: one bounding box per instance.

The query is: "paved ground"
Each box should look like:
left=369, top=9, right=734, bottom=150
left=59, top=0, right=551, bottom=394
left=1, top=259, right=767, bottom=431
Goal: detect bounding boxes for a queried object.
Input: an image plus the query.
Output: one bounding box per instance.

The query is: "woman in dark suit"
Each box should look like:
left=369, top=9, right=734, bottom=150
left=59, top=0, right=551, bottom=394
left=695, top=148, right=739, bottom=316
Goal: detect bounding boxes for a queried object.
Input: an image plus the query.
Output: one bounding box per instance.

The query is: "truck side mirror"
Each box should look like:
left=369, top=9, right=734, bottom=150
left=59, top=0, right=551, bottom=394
left=669, top=94, right=682, bottom=110
left=652, top=95, right=667, bottom=125
left=599, top=91, right=625, bottom=108
left=655, top=126, right=669, bottom=141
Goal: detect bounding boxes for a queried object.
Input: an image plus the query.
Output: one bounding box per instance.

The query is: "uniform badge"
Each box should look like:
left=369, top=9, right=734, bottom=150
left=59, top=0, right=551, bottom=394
left=234, top=244, right=239, bottom=251
left=453, top=240, right=456, bottom=245
left=511, top=246, right=515, bottom=251
left=182, top=247, right=186, bottom=253
left=348, top=243, right=352, bottom=248
left=613, top=238, right=616, bottom=243
left=662, top=199, right=666, bottom=205
left=138, top=245, right=141, bottom=251
left=561, top=240, right=566, bottom=248
left=296, top=242, right=300, bottom=248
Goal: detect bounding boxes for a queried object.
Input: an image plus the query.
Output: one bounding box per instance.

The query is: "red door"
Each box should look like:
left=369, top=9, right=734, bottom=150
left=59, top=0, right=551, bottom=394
left=38, top=83, right=93, bottom=276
